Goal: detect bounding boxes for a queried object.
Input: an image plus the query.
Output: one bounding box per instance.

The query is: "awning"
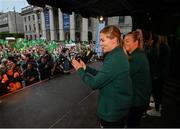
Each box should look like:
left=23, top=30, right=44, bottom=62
left=27, top=0, right=180, bottom=17
left=27, top=0, right=180, bottom=34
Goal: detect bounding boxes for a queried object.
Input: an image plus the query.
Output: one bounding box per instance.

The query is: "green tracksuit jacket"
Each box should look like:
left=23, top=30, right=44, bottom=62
left=77, top=47, right=132, bottom=122
left=130, top=48, right=151, bottom=107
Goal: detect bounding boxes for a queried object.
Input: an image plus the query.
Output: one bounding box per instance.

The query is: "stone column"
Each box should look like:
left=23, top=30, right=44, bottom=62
left=92, top=18, right=98, bottom=41
left=81, top=17, right=88, bottom=41
left=70, top=12, right=75, bottom=41
left=40, top=10, right=46, bottom=39
left=49, top=7, right=55, bottom=40
left=58, top=8, right=64, bottom=41
left=34, top=12, right=40, bottom=39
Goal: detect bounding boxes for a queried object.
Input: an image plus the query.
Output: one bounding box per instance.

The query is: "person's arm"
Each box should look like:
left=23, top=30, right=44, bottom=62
left=77, top=58, right=117, bottom=90
left=29, top=77, right=36, bottom=82
left=78, top=59, right=99, bottom=76
left=129, top=54, right=141, bottom=77
left=85, top=66, right=99, bottom=76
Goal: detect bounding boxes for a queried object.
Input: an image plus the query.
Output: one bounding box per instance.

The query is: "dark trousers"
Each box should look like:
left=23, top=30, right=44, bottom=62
left=99, top=115, right=127, bottom=128
left=126, top=105, right=147, bottom=128
left=63, top=59, right=70, bottom=71
left=152, top=78, right=163, bottom=111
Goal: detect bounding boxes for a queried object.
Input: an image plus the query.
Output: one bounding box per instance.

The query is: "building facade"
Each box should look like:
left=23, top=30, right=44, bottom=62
left=21, top=5, right=132, bottom=41
left=108, top=16, right=132, bottom=36
left=21, top=6, right=41, bottom=40
left=0, top=11, right=24, bottom=33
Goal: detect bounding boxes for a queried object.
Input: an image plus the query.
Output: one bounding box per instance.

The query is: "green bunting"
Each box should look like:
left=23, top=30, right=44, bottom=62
left=0, top=39, right=8, bottom=45
left=46, top=41, right=57, bottom=52
left=12, top=39, right=47, bottom=51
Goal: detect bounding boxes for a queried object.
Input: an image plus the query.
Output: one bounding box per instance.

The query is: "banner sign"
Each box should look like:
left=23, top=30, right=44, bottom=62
left=44, top=9, right=50, bottom=31
left=63, top=13, right=70, bottom=31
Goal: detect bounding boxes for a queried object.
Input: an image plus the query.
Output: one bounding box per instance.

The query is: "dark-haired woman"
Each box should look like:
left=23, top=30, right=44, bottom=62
left=123, top=31, right=151, bottom=127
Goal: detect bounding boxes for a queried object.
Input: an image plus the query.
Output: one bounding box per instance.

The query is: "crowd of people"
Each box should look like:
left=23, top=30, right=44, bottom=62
left=0, top=25, right=173, bottom=127
left=0, top=40, right=96, bottom=96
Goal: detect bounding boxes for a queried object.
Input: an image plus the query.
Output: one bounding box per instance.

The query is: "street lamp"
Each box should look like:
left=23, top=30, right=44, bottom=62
left=99, top=16, right=104, bottom=23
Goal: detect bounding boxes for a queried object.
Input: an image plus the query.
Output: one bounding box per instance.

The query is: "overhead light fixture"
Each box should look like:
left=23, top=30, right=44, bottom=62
left=99, top=16, right=104, bottom=21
